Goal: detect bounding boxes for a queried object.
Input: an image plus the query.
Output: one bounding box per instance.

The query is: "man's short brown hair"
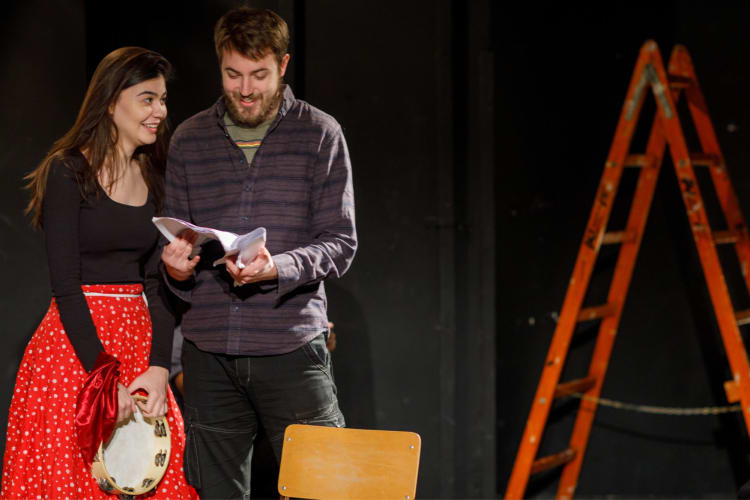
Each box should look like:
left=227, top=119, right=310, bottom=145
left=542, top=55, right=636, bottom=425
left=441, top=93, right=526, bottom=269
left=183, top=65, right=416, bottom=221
left=214, top=7, right=289, bottom=64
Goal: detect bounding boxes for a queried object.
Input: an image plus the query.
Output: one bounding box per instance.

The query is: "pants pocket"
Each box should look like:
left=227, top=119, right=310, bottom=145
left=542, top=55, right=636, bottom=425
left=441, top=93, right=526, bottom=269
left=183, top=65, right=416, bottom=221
left=183, top=407, right=255, bottom=497
left=295, top=400, right=346, bottom=428
left=301, top=333, right=330, bottom=370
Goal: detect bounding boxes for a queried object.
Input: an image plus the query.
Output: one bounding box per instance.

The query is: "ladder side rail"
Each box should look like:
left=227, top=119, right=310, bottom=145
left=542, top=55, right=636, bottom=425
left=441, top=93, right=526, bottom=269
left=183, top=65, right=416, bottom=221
left=557, top=116, right=669, bottom=500
left=504, top=41, right=663, bottom=500
left=654, top=51, right=750, bottom=438
left=671, top=46, right=750, bottom=297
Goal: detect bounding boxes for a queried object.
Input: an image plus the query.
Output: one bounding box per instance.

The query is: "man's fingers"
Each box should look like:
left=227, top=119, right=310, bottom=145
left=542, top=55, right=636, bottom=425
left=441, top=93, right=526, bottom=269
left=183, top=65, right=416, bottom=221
left=183, top=229, right=199, bottom=245
left=226, top=251, right=275, bottom=285
left=180, top=242, right=194, bottom=258
left=165, top=239, right=195, bottom=262
left=225, top=258, right=241, bottom=276
left=163, top=241, right=199, bottom=278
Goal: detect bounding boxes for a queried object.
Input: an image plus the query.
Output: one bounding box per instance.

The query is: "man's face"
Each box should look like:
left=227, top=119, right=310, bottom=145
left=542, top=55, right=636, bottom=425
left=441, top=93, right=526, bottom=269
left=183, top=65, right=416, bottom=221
left=221, top=49, right=289, bottom=127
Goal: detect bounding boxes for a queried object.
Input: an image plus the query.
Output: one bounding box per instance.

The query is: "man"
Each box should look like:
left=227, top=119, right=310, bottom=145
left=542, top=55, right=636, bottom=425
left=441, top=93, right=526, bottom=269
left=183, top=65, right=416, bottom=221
left=160, top=7, right=356, bottom=497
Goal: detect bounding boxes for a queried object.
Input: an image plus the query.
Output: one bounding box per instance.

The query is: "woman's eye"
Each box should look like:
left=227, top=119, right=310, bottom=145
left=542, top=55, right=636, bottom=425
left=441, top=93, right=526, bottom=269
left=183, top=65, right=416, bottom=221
left=144, top=97, right=153, bottom=104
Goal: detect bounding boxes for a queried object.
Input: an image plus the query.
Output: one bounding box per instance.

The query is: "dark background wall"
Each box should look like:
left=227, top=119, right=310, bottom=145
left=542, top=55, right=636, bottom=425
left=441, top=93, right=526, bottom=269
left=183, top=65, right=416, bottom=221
left=4, top=1, right=750, bottom=498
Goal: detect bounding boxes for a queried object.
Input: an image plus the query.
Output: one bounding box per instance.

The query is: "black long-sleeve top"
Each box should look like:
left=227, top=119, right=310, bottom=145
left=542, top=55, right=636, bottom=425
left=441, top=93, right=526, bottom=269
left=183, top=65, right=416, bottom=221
left=43, top=152, right=174, bottom=372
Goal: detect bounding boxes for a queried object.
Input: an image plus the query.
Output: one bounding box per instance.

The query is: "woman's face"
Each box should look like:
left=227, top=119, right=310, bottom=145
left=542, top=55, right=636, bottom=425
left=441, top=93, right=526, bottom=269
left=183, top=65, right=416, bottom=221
left=110, top=76, right=167, bottom=156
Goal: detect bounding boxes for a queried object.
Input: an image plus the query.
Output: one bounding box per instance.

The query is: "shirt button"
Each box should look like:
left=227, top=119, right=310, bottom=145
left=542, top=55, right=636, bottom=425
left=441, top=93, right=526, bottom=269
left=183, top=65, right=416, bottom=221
left=233, top=305, right=239, bottom=312
left=239, top=158, right=245, bottom=164
left=244, top=185, right=251, bottom=192
left=241, top=216, right=249, bottom=222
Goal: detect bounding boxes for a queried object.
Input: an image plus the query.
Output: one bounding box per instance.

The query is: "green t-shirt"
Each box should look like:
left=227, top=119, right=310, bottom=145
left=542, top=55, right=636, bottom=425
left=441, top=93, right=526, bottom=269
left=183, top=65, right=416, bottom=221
left=223, top=112, right=273, bottom=165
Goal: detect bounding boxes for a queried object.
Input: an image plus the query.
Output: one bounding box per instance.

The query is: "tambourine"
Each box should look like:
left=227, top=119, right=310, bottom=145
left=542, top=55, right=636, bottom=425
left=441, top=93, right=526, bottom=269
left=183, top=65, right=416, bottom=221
left=91, top=395, right=171, bottom=496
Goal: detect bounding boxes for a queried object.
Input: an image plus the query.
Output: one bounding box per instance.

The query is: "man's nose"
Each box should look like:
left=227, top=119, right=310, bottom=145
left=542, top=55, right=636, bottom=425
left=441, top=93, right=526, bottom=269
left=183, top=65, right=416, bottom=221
left=240, top=78, right=253, bottom=97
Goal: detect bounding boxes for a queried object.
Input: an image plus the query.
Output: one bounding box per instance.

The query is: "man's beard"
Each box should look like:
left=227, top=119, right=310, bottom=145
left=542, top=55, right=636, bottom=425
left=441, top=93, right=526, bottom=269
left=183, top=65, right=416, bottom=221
left=224, top=83, right=283, bottom=128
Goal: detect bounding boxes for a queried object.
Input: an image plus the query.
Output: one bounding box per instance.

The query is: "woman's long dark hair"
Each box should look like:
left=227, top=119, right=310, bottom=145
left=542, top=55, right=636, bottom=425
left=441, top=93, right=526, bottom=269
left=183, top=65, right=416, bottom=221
left=25, top=47, right=172, bottom=228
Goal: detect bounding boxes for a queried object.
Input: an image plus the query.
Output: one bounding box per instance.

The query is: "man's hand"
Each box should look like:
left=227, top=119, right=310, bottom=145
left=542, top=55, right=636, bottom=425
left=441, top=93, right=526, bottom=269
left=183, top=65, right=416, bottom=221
left=225, top=246, right=278, bottom=286
left=127, top=366, right=170, bottom=418
left=327, top=322, right=336, bottom=351
left=161, top=230, right=200, bottom=281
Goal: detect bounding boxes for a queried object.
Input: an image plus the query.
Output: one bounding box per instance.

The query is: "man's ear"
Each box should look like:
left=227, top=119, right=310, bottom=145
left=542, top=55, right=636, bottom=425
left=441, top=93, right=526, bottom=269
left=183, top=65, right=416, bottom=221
left=279, top=53, right=291, bottom=77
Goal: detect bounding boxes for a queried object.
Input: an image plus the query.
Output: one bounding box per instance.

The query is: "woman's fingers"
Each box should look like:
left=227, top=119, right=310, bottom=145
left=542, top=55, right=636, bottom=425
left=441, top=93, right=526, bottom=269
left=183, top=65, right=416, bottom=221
left=116, top=383, right=134, bottom=423
left=127, top=366, right=169, bottom=417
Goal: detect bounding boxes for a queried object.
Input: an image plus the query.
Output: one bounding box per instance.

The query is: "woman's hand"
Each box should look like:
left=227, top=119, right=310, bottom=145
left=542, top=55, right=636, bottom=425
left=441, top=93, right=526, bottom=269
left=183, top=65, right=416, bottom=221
left=161, top=230, right=200, bottom=281
left=116, top=383, right=137, bottom=423
left=127, top=366, right=170, bottom=418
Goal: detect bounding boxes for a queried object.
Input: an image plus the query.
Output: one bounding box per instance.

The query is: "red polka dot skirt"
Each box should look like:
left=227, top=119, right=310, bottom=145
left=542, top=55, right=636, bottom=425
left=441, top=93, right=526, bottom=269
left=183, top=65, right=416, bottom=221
left=2, top=284, right=197, bottom=499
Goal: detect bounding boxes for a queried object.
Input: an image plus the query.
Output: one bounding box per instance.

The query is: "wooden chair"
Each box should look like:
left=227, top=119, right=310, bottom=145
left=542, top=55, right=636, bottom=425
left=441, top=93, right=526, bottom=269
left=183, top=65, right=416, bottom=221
left=277, top=424, right=421, bottom=499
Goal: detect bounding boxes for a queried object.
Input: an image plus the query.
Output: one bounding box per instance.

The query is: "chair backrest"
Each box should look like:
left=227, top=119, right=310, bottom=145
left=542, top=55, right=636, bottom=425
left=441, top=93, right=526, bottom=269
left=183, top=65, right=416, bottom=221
left=278, top=424, right=421, bottom=499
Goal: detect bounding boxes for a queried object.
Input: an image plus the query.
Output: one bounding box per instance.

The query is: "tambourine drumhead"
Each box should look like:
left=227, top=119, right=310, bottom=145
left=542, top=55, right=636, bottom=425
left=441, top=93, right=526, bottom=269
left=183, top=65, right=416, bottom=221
left=91, top=395, right=171, bottom=496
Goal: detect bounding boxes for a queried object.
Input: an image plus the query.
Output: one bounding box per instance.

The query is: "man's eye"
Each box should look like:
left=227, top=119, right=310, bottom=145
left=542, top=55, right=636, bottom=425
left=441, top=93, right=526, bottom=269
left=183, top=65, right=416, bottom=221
left=228, top=73, right=240, bottom=79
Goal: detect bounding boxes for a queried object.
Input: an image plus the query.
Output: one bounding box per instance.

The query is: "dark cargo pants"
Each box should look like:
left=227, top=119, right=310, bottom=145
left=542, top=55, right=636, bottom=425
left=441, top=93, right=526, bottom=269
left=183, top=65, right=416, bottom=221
left=181, top=334, right=345, bottom=499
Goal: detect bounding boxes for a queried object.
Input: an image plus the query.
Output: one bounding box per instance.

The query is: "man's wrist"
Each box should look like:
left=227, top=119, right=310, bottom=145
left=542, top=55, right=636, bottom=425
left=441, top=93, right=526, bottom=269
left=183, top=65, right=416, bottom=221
left=166, top=265, right=192, bottom=282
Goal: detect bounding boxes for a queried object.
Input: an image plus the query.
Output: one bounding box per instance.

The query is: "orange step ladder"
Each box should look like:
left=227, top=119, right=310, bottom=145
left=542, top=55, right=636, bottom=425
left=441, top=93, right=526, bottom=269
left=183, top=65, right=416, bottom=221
left=505, top=40, right=750, bottom=499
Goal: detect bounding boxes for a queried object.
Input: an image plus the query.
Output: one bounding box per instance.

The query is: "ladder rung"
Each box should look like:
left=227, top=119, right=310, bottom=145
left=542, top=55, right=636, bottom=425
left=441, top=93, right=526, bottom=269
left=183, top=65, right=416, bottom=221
left=577, top=303, right=616, bottom=322
left=602, top=230, right=637, bottom=245
left=554, top=377, right=598, bottom=399
left=668, top=75, right=692, bottom=89
left=724, top=380, right=740, bottom=404
left=624, top=154, right=652, bottom=168
left=713, top=230, right=740, bottom=245
left=736, top=309, right=750, bottom=327
left=689, top=153, right=720, bottom=167
left=531, top=448, right=577, bottom=475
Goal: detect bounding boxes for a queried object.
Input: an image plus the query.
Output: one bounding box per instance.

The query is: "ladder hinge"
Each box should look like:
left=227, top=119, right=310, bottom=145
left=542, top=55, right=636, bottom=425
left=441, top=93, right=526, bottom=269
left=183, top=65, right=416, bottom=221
left=668, top=75, right=692, bottom=89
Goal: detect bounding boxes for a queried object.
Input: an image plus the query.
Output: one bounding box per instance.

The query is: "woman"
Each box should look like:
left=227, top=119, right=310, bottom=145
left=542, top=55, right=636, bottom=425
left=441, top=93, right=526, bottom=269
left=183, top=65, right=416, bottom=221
left=2, top=47, right=195, bottom=498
